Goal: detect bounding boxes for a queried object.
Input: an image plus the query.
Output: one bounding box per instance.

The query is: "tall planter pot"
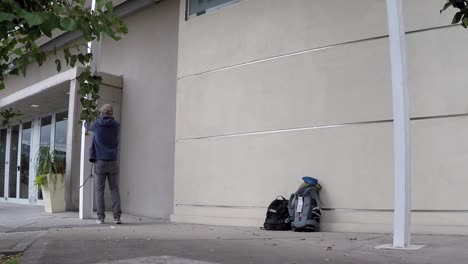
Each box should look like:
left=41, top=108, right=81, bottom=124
left=40, top=174, right=66, bottom=213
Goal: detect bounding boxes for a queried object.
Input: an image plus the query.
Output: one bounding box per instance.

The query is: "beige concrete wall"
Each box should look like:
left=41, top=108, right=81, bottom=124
left=100, top=0, right=179, bottom=219
left=1, top=0, right=179, bottom=219
left=177, top=0, right=453, bottom=78
left=173, top=0, right=468, bottom=234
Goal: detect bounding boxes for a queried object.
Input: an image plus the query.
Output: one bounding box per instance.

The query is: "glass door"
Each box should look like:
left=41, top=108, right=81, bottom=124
left=8, top=125, right=19, bottom=199
left=37, top=116, right=52, bottom=201
left=4, top=123, right=33, bottom=203
left=19, top=122, right=32, bottom=200
left=0, top=111, right=68, bottom=205
left=54, top=112, right=68, bottom=160
left=0, top=129, right=6, bottom=199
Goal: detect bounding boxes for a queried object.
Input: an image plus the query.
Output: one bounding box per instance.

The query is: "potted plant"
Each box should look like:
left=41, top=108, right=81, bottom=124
left=34, top=146, right=66, bottom=213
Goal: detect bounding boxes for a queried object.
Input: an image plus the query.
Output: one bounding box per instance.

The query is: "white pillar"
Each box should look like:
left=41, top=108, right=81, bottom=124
left=88, top=0, right=102, bottom=73
left=79, top=123, right=94, bottom=219
left=79, top=0, right=102, bottom=219
left=386, top=0, right=411, bottom=248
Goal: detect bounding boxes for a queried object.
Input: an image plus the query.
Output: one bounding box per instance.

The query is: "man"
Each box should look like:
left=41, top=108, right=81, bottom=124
left=86, top=104, right=122, bottom=224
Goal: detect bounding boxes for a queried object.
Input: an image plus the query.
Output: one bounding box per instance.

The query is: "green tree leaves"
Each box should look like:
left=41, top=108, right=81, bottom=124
left=441, top=0, right=468, bottom=28
left=452, top=11, right=463, bottom=24
left=440, top=2, right=452, bottom=13
left=22, top=12, right=44, bottom=27
left=0, top=12, right=15, bottom=22
left=0, top=108, right=23, bottom=127
left=0, top=0, right=127, bottom=124
left=96, top=0, right=106, bottom=10
left=77, top=67, right=102, bottom=123
left=55, top=59, right=61, bottom=72
left=60, top=17, right=78, bottom=31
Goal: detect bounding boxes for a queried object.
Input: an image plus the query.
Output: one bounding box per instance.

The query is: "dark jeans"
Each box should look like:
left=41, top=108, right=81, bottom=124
left=94, top=160, right=122, bottom=220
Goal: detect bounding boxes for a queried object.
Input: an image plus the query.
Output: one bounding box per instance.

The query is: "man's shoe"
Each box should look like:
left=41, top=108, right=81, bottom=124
left=114, top=218, right=122, bottom=224
left=96, top=219, right=105, bottom=224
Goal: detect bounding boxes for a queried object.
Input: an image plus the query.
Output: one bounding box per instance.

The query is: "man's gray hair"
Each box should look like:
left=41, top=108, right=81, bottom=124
left=99, top=104, right=113, bottom=116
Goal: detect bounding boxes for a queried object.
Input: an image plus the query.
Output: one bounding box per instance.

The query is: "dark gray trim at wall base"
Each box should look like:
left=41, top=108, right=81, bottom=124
left=176, top=204, right=468, bottom=213
left=176, top=113, right=468, bottom=142
left=322, top=208, right=468, bottom=213
left=178, top=24, right=458, bottom=80
left=40, top=0, right=162, bottom=53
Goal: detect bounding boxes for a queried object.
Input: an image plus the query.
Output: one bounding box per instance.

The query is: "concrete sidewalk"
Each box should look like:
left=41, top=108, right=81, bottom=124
left=1, top=203, right=468, bottom=264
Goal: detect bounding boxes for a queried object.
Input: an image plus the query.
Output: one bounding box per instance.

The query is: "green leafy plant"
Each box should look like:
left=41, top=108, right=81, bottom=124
left=441, top=0, right=468, bottom=28
left=34, top=146, right=66, bottom=191
left=77, top=67, right=102, bottom=123
left=0, top=252, right=22, bottom=264
left=0, top=0, right=127, bottom=124
left=0, top=107, right=23, bottom=127
left=34, top=174, right=47, bottom=189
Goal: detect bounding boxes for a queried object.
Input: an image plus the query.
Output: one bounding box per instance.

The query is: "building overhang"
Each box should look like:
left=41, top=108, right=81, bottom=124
left=0, top=68, right=122, bottom=123
left=0, top=66, right=123, bottom=215
left=40, top=0, right=161, bottom=53
left=0, top=68, right=78, bottom=122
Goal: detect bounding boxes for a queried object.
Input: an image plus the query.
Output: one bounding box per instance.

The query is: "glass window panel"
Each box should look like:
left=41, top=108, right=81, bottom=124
left=40, top=116, right=52, bottom=147
left=20, top=122, right=32, bottom=199
left=8, top=125, right=19, bottom=198
left=54, top=112, right=68, bottom=161
left=188, top=0, right=239, bottom=17
left=38, top=116, right=52, bottom=200
left=0, top=129, right=6, bottom=198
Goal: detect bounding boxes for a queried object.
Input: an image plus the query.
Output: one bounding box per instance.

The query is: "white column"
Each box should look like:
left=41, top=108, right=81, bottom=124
left=79, top=122, right=94, bottom=219
left=88, top=0, right=102, bottom=73
left=386, top=0, right=411, bottom=248
left=78, top=0, right=101, bottom=219
left=67, top=79, right=94, bottom=219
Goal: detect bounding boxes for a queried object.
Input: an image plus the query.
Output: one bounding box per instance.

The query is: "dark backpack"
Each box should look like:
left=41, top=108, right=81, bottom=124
left=263, top=196, right=291, bottom=231
left=288, top=186, right=322, bottom=232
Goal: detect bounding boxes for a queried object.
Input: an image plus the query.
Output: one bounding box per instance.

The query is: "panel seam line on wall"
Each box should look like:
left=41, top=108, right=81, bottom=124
left=177, top=24, right=456, bottom=80
left=176, top=113, right=468, bottom=142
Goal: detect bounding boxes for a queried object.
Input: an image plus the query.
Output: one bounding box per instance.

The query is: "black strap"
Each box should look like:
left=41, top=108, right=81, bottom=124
left=275, top=195, right=287, bottom=201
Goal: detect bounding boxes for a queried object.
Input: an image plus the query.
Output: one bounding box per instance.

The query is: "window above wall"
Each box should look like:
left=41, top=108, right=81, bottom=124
left=187, top=0, right=241, bottom=19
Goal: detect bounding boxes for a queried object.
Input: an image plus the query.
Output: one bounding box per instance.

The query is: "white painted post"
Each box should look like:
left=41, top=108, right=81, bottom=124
left=79, top=122, right=94, bottom=219
left=88, top=0, right=102, bottom=73
left=385, top=0, right=411, bottom=248
left=73, top=76, right=94, bottom=219
left=79, top=0, right=101, bottom=219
